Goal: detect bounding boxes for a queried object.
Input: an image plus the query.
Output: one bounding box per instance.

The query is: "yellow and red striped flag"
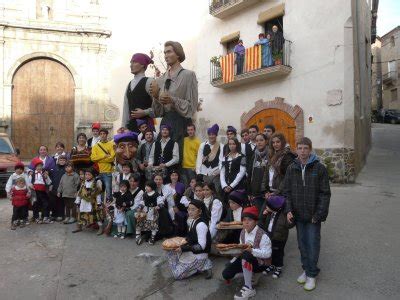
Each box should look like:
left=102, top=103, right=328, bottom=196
left=245, top=45, right=261, bottom=72
left=220, top=53, right=235, bottom=83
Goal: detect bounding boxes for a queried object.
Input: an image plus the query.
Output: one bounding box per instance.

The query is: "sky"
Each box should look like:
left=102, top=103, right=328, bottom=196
left=377, top=0, right=400, bottom=36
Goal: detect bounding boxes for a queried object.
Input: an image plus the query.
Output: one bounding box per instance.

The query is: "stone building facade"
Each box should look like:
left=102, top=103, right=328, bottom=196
left=0, top=0, right=116, bottom=158
left=381, top=26, right=400, bottom=110
left=190, top=0, right=377, bottom=183
left=371, top=37, right=382, bottom=111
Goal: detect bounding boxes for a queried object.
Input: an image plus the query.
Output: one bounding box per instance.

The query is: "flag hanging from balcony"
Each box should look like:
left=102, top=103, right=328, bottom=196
left=220, top=53, right=235, bottom=83
left=245, top=45, right=261, bottom=72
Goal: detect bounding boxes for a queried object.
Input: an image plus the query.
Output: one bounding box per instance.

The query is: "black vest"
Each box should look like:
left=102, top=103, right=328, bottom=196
left=130, top=188, right=141, bottom=199
left=126, top=77, right=152, bottom=132
left=245, top=143, right=255, bottom=179
left=143, top=192, right=158, bottom=208
left=202, top=143, right=220, bottom=169
left=154, top=139, right=176, bottom=166
left=223, top=154, right=244, bottom=185
left=186, top=218, right=211, bottom=254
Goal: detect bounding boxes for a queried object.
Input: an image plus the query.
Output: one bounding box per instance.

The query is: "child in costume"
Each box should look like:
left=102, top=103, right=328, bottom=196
left=9, top=177, right=31, bottom=229
left=166, top=199, right=213, bottom=280
left=259, top=195, right=294, bottom=279
left=135, top=181, right=160, bottom=245
left=29, top=158, right=52, bottom=224
left=112, top=180, right=133, bottom=239
left=57, top=162, right=80, bottom=224
left=73, top=168, right=104, bottom=235
left=222, top=206, right=272, bottom=300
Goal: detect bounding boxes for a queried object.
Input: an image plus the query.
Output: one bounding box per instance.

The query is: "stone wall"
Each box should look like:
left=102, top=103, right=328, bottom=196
left=315, top=148, right=356, bottom=183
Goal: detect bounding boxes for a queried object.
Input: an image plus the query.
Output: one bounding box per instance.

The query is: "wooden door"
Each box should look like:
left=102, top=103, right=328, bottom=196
left=12, top=58, right=75, bottom=159
left=246, top=108, right=297, bottom=149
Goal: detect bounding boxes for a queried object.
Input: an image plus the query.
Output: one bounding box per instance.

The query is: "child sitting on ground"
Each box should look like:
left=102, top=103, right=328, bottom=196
left=135, top=181, right=160, bottom=245
left=10, top=177, right=31, bottom=230
left=166, top=199, right=213, bottom=280
left=112, top=180, right=133, bottom=239
left=259, top=195, right=294, bottom=279
left=184, top=178, right=197, bottom=199
left=222, top=206, right=272, bottom=300
left=217, top=189, right=248, bottom=244
left=192, top=182, right=204, bottom=201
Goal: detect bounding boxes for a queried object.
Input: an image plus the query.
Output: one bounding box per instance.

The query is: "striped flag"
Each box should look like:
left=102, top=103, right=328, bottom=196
left=245, top=45, right=261, bottom=72
left=220, top=52, right=235, bottom=83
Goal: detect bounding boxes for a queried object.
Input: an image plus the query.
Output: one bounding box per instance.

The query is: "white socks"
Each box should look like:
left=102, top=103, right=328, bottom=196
left=242, top=259, right=253, bottom=289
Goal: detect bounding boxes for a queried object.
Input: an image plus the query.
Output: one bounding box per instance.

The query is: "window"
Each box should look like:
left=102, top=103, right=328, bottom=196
left=36, top=0, right=52, bottom=20
left=264, top=16, right=283, bottom=36
left=0, top=138, right=13, bottom=154
left=390, top=36, right=395, bottom=47
left=391, top=89, right=398, bottom=102
left=225, top=39, right=239, bottom=54
left=220, top=31, right=240, bottom=54
left=388, top=60, right=396, bottom=73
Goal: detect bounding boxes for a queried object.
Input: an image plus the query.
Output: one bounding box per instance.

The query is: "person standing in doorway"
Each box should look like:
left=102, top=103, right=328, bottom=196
left=283, top=137, right=331, bottom=291
left=255, top=33, right=273, bottom=67
left=234, top=39, right=245, bottom=75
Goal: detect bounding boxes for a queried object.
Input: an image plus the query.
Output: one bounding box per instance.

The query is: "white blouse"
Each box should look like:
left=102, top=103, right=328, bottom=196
left=220, top=153, right=246, bottom=189
left=203, top=196, right=223, bottom=239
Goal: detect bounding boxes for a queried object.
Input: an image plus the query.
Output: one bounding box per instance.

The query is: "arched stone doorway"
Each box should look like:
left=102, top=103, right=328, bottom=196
left=241, top=97, right=304, bottom=149
left=12, top=58, right=75, bottom=158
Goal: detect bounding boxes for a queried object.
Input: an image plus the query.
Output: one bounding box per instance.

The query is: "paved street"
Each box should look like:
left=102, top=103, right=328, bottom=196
left=0, top=124, right=399, bottom=300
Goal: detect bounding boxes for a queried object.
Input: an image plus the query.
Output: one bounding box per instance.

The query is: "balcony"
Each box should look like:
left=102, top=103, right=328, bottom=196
left=209, top=0, right=262, bottom=19
left=210, top=40, right=292, bottom=89
left=382, top=71, right=396, bottom=85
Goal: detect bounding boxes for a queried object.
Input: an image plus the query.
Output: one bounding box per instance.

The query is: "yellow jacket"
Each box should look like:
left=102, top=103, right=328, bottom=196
left=90, top=140, right=115, bottom=173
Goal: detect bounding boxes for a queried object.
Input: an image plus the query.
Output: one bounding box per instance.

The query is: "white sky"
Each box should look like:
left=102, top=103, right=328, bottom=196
left=104, top=0, right=205, bottom=118
left=376, top=0, right=400, bottom=36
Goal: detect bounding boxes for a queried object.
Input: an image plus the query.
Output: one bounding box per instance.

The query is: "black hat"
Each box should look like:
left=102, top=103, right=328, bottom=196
left=228, top=189, right=247, bottom=207
left=189, top=199, right=204, bottom=210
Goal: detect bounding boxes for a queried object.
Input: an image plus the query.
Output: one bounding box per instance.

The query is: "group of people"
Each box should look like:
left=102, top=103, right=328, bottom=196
left=234, top=25, right=285, bottom=74
left=5, top=41, right=330, bottom=299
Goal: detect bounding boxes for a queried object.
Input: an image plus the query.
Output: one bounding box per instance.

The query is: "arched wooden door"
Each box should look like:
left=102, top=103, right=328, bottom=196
left=246, top=108, right=297, bottom=149
left=12, top=58, right=75, bottom=159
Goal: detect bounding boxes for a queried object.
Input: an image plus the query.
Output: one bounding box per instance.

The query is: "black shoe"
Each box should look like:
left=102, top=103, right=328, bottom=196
left=204, top=269, right=213, bottom=280
left=263, top=265, right=275, bottom=275
left=136, top=235, right=143, bottom=245
left=272, top=267, right=282, bottom=279
left=148, top=236, right=155, bottom=245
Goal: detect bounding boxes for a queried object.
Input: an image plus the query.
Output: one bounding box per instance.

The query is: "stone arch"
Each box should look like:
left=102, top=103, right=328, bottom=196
left=240, top=97, right=304, bottom=140
left=6, top=52, right=80, bottom=88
